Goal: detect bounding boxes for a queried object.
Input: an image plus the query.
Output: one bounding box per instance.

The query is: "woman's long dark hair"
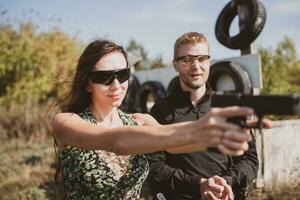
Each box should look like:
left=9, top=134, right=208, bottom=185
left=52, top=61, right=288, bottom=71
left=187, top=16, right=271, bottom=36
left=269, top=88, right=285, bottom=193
left=53, top=39, right=128, bottom=192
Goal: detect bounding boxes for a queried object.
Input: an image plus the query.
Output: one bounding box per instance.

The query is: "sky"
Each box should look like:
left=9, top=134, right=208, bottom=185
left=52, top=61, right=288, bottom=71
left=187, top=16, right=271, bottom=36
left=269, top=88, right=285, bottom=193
left=0, top=0, right=299, bottom=63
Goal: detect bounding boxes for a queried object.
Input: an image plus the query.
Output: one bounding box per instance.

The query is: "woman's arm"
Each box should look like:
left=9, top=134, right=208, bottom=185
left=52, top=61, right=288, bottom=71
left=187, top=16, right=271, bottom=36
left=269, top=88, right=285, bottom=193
left=166, top=130, right=251, bottom=155
left=132, top=113, right=251, bottom=155
left=52, top=112, right=191, bottom=155
left=167, top=118, right=273, bottom=155
left=52, top=106, right=254, bottom=155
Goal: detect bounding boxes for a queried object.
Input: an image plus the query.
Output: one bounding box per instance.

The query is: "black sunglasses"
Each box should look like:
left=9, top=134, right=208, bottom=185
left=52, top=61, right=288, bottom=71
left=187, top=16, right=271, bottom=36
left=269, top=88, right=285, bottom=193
left=89, top=68, right=130, bottom=85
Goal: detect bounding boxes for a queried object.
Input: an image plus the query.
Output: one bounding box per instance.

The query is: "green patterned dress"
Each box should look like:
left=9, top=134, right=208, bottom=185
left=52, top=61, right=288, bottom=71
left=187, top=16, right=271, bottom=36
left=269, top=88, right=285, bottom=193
left=60, top=109, right=149, bottom=200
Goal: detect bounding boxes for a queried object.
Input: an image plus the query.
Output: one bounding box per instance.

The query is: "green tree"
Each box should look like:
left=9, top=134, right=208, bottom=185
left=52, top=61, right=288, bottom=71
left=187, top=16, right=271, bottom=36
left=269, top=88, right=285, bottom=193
left=0, top=22, right=80, bottom=106
left=150, top=55, right=165, bottom=69
left=126, top=39, right=148, bottom=61
left=260, top=36, right=300, bottom=94
left=126, top=39, right=166, bottom=71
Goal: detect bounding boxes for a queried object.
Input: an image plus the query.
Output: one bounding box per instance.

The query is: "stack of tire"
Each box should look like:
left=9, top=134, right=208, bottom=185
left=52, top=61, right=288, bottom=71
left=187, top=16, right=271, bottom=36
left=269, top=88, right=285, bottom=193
left=121, top=76, right=167, bottom=113
left=209, top=0, right=266, bottom=94
left=215, top=0, right=266, bottom=50
left=122, top=0, right=267, bottom=113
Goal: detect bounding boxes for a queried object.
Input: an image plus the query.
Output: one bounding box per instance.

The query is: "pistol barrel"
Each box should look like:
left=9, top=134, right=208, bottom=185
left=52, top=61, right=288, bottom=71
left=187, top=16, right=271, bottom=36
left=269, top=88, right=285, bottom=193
left=211, top=94, right=300, bottom=116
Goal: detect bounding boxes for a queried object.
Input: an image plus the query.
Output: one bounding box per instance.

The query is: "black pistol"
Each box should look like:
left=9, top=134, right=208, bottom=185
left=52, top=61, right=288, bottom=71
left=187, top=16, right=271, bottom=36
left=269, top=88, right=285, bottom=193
left=211, top=94, right=300, bottom=129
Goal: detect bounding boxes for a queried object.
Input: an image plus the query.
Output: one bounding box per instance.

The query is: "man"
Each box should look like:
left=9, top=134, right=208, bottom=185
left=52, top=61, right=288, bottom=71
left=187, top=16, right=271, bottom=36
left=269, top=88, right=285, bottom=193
left=148, top=32, right=258, bottom=200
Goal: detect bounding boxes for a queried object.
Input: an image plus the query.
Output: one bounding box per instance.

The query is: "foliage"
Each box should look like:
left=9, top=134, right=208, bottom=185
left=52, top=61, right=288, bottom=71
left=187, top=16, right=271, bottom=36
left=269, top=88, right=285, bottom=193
left=126, top=39, right=166, bottom=70
left=0, top=22, right=80, bottom=106
left=0, top=100, right=52, bottom=141
left=150, top=55, right=165, bottom=69
left=0, top=139, right=60, bottom=200
left=260, top=36, right=300, bottom=94
left=126, top=39, right=148, bottom=61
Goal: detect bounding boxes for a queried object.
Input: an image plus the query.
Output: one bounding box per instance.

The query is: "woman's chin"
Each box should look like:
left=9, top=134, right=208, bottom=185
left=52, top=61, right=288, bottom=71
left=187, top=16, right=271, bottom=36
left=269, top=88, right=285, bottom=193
left=112, top=100, right=123, bottom=108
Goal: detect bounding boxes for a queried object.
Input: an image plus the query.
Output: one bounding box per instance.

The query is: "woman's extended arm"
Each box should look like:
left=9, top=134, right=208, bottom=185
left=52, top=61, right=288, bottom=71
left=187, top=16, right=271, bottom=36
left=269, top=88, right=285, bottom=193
left=166, top=117, right=273, bottom=155
left=52, top=106, right=254, bottom=155
left=53, top=112, right=194, bottom=155
left=133, top=110, right=253, bottom=156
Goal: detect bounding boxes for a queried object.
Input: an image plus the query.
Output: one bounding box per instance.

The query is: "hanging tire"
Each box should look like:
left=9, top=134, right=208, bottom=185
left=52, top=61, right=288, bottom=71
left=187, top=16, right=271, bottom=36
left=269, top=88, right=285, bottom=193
left=120, top=75, right=140, bottom=113
left=208, top=61, right=252, bottom=94
left=215, top=0, right=266, bottom=49
left=138, top=81, right=166, bottom=113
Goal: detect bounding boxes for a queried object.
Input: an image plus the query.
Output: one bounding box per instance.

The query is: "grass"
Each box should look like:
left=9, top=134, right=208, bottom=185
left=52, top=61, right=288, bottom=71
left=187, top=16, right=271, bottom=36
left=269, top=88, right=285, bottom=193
left=0, top=138, right=59, bottom=200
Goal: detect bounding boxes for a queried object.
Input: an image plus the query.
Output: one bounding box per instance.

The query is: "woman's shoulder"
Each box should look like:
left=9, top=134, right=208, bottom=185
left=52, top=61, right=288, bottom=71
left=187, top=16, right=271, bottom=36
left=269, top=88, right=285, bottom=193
left=52, top=110, right=95, bottom=127
left=52, top=112, right=82, bottom=127
left=52, top=110, right=97, bottom=145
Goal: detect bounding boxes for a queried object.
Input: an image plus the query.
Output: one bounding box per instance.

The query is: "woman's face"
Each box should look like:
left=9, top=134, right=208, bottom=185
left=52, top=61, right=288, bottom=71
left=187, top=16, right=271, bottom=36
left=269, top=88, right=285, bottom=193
left=89, top=52, right=129, bottom=109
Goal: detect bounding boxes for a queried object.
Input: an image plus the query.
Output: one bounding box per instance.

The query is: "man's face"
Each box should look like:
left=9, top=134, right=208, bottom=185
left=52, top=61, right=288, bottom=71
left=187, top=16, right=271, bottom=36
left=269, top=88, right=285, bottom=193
left=173, top=43, right=210, bottom=90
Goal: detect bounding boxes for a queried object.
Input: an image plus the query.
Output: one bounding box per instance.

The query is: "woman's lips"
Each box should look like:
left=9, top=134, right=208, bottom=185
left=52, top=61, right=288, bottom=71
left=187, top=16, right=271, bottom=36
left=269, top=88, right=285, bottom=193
left=107, top=93, right=122, bottom=99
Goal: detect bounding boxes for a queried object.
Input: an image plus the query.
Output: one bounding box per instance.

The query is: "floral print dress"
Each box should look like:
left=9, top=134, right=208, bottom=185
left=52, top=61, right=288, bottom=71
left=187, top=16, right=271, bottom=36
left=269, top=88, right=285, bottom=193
left=60, top=109, right=149, bottom=200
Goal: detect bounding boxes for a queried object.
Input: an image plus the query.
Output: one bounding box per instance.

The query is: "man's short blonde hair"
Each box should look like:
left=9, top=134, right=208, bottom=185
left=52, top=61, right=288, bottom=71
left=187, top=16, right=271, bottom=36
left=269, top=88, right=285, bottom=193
left=173, top=32, right=209, bottom=59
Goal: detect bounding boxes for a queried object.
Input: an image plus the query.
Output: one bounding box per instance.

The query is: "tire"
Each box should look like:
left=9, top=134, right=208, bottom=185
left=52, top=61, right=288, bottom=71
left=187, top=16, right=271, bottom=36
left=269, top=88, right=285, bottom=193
left=208, top=61, right=252, bottom=94
left=120, top=75, right=140, bottom=113
left=215, top=0, right=266, bottom=49
left=138, top=81, right=166, bottom=113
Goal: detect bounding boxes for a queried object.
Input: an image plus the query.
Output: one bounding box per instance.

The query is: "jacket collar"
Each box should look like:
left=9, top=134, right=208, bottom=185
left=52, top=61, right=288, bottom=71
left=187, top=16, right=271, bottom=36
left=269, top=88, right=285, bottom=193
left=168, top=83, right=212, bottom=109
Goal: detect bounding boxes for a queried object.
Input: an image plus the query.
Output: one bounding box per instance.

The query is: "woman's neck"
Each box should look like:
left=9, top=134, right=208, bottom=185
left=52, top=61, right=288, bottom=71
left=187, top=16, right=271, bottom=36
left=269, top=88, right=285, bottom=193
left=89, top=102, right=120, bottom=127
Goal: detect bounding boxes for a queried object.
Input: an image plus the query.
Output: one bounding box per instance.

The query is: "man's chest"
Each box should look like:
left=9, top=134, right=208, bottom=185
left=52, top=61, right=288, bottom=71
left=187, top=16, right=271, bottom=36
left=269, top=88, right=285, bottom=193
left=170, top=105, right=209, bottom=123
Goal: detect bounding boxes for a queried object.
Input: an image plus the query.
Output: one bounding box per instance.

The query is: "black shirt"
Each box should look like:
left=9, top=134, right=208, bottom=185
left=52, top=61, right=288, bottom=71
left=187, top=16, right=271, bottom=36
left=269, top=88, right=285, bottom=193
left=148, top=84, right=258, bottom=200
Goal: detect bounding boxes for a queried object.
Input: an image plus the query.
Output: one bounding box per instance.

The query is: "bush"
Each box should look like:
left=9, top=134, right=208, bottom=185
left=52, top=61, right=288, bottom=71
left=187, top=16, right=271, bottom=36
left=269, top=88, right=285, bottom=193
left=0, top=23, right=80, bottom=106
left=0, top=100, right=53, bottom=142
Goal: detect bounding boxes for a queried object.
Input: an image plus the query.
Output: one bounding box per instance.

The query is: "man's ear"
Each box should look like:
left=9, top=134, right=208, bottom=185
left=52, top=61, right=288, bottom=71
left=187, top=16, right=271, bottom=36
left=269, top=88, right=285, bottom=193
left=173, top=60, right=179, bottom=72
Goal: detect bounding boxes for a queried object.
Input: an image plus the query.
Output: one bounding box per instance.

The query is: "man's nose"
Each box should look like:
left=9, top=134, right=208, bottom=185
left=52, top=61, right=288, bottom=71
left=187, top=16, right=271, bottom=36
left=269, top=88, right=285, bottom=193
left=191, top=59, right=207, bottom=72
left=191, top=59, right=202, bottom=67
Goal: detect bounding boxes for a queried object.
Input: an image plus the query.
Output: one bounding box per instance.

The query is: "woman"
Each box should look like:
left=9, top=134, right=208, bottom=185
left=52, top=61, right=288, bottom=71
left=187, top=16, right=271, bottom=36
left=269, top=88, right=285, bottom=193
left=52, top=40, right=255, bottom=199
